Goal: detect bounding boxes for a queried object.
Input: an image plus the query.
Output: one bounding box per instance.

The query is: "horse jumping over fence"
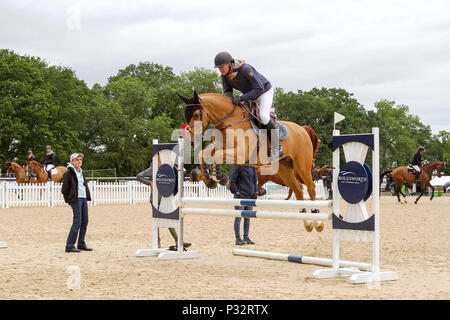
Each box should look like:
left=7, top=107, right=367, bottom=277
left=26, top=160, right=67, bottom=183
left=178, top=91, right=322, bottom=232
left=391, top=161, right=445, bottom=204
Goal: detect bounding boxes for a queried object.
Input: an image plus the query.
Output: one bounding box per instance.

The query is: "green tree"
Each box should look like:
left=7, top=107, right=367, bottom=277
left=274, top=87, right=370, bottom=168
left=0, top=49, right=90, bottom=170
left=370, top=99, right=435, bottom=169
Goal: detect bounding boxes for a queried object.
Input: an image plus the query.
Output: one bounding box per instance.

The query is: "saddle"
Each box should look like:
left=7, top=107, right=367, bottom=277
left=247, top=103, right=288, bottom=160
left=406, top=165, right=422, bottom=176
left=248, top=102, right=288, bottom=140
left=46, top=167, right=58, bottom=179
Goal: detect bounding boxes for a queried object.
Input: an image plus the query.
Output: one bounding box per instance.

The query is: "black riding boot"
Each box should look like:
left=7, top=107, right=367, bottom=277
left=48, top=172, right=52, bottom=181
left=415, top=172, right=420, bottom=183
left=265, top=119, right=283, bottom=160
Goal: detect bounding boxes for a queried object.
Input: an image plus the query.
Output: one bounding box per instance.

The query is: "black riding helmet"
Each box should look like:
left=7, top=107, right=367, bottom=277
left=418, top=146, right=425, bottom=151
left=214, top=51, right=234, bottom=68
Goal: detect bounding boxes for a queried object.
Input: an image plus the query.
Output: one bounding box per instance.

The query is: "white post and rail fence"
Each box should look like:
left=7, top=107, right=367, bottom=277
left=0, top=180, right=327, bottom=209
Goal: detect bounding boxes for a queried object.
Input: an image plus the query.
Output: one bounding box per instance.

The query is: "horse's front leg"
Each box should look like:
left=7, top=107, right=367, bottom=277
left=414, top=190, right=424, bottom=204
left=396, top=183, right=407, bottom=203
left=413, top=181, right=426, bottom=204
left=428, top=183, right=434, bottom=201
left=198, top=150, right=217, bottom=189
left=210, top=147, right=247, bottom=187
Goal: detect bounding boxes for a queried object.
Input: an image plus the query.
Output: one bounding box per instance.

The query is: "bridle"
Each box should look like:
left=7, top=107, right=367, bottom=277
left=185, top=98, right=251, bottom=132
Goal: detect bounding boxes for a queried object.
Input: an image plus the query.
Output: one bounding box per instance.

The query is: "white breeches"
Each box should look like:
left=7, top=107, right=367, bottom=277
left=413, top=165, right=420, bottom=172
left=45, top=164, right=55, bottom=173
left=254, top=87, right=274, bottom=125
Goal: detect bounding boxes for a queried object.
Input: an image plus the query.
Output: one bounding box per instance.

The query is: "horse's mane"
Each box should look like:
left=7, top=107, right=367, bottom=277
left=426, top=161, right=443, bottom=166
left=30, top=160, right=43, bottom=168
left=199, top=93, right=233, bottom=105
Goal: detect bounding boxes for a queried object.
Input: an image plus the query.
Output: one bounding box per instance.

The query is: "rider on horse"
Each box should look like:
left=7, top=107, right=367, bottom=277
left=214, top=51, right=283, bottom=160
left=410, top=146, right=425, bottom=183
left=26, top=150, right=36, bottom=182
left=43, top=145, right=56, bottom=180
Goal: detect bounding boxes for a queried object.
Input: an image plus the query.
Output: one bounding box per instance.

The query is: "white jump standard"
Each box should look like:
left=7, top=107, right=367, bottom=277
left=311, top=128, right=398, bottom=283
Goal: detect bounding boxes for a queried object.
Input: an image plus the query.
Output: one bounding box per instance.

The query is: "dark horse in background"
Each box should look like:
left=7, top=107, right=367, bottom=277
left=391, top=161, right=445, bottom=204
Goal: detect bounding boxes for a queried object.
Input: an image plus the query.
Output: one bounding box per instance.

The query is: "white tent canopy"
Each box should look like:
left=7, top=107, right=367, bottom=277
left=430, top=176, right=450, bottom=187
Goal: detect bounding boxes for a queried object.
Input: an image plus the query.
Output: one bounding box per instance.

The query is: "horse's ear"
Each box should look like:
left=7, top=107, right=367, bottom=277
left=193, top=90, right=200, bottom=103
left=177, top=93, right=191, bottom=104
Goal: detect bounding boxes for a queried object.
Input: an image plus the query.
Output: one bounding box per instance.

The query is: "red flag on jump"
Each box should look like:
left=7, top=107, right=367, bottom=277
left=181, top=124, right=187, bottom=134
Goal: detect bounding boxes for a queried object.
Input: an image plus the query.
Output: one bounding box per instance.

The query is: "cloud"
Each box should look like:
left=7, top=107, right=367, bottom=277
left=1, top=0, right=449, bottom=133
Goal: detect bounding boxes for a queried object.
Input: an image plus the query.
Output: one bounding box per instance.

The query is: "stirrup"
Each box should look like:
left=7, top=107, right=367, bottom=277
left=268, top=146, right=284, bottom=161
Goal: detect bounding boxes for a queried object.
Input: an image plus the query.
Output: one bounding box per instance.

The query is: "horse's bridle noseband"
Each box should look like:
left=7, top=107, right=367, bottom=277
left=184, top=98, right=250, bottom=132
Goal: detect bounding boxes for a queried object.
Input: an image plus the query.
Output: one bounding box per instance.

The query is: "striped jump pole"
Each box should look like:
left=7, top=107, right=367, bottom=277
left=181, top=208, right=331, bottom=221
left=181, top=198, right=332, bottom=209
left=232, top=249, right=371, bottom=271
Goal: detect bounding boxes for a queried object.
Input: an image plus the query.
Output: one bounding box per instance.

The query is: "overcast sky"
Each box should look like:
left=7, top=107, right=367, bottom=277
left=1, top=0, right=449, bottom=134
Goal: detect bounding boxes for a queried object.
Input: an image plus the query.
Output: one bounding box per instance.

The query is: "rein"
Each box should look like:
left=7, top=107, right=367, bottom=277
left=186, top=100, right=251, bottom=132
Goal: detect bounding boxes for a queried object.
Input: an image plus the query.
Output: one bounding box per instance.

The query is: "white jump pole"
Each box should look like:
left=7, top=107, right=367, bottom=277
left=181, top=208, right=331, bottom=221
left=181, top=198, right=332, bottom=209
left=0, top=242, right=7, bottom=248
left=232, top=249, right=371, bottom=271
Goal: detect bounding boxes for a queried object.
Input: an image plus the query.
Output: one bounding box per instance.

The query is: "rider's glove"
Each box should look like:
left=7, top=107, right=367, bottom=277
left=232, top=96, right=241, bottom=105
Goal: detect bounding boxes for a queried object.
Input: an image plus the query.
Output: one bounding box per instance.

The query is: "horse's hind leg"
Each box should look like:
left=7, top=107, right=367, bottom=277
left=294, top=162, right=324, bottom=232
left=278, top=165, right=313, bottom=232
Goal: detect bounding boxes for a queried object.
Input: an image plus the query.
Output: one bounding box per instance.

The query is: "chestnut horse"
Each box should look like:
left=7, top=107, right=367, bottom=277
left=391, top=161, right=445, bottom=204
left=179, top=92, right=322, bottom=232
left=6, top=162, right=38, bottom=184
left=26, top=160, right=67, bottom=183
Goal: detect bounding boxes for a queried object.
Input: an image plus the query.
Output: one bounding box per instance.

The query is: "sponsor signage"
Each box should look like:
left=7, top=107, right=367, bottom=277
left=337, top=161, right=369, bottom=204
left=155, top=164, right=177, bottom=197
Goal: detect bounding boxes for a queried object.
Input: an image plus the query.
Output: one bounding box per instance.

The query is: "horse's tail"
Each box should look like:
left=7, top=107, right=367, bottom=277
left=302, top=126, right=320, bottom=156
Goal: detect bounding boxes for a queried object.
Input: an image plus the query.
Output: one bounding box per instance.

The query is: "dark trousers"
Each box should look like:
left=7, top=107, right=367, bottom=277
left=234, top=205, right=252, bottom=239
left=66, top=198, right=89, bottom=249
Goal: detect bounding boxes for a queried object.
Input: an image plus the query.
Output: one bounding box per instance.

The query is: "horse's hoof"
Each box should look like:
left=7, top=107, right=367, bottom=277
left=300, top=208, right=307, bottom=213
left=218, top=178, right=229, bottom=186
left=304, top=221, right=313, bottom=232
left=314, top=222, right=324, bottom=232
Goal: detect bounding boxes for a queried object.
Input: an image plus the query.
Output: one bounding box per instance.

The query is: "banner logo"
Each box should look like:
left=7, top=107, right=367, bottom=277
left=155, top=164, right=177, bottom=197
left=337, top=161, right=369, bottom=204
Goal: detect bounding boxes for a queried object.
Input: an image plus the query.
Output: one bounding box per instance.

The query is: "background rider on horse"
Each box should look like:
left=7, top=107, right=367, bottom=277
left=43, top=145, right=56, bottom=180
left=25, top=150, right=36, bottom=182
left=214, top=51, right=283, bottom=160
left=410, top=146, right=425, bottom=183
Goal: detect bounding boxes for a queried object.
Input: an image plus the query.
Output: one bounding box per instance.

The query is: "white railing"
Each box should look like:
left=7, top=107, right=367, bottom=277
left=0, top=180, right=327, bottom=209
